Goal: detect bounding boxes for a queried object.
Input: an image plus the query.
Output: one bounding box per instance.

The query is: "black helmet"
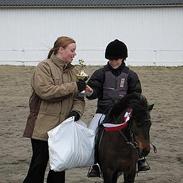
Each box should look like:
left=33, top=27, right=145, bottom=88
left=105, top=39, right=128, bottom=60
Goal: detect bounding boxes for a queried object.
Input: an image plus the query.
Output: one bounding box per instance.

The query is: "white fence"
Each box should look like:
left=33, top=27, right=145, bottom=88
left=0, top=49, right=182, bottom=66
left=0, top=7, right=183, bottom=66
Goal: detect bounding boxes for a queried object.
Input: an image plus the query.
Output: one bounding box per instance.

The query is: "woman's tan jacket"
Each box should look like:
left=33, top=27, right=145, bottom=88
left=23, top=54, right=85, bottom=141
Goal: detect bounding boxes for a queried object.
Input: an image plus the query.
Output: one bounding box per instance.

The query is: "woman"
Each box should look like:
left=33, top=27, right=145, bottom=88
left=86, top=39, right=150, bottom=177
left=23, top=36, right=86, bottom=183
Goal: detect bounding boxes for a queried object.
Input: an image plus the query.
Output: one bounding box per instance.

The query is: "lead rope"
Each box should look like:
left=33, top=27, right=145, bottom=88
left=151, top=143, right=157, bottom=153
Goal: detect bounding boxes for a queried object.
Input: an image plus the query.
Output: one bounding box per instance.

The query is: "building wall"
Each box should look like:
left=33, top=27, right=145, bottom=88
left=0, top=7, right=183, bottom=66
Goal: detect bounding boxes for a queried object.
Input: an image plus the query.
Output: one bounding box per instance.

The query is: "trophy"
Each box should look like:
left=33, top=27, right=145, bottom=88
left=76, top=59, right=89, bottom=81
left=76, top=59, right=89, bottom=96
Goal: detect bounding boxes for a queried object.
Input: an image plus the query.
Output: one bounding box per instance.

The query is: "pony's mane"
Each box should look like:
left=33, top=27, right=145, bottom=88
left=107, top=93, right=148, bottom=121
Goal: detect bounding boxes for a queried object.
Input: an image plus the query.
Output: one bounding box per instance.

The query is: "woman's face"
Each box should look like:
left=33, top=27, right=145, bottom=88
left=57, top=43, right=76, bottom=63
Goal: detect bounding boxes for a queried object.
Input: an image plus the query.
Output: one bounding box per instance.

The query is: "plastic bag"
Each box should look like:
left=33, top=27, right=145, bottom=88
left=48, top=117, right=95, bottom=172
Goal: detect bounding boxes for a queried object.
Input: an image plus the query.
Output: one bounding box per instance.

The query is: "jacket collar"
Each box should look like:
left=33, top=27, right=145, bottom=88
left=50, top=54, right=74, bottom=70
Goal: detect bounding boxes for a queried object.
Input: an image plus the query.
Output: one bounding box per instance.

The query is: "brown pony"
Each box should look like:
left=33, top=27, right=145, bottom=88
left=97, top=93, right=154, bottom=183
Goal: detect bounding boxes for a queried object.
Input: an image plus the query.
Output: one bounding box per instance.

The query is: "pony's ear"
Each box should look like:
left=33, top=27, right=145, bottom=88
left=148, top=104, right=154, bottom=111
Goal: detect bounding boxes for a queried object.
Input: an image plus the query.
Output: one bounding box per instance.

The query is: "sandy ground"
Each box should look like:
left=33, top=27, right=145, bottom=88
left=0, top=65, right=183, bottom=183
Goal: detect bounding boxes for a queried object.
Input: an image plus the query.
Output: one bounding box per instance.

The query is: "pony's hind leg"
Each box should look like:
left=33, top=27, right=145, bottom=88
left=124, top=170, right=136, bottom=183
left=103, top=169, right=118, bottom=183
left=112, top=171, right=118, bottom=183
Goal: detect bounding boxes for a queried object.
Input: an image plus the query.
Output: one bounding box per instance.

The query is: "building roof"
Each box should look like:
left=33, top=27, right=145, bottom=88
left=0, top=0, right=183, bottom=8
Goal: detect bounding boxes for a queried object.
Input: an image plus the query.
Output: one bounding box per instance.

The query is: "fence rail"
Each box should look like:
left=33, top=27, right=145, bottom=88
left=0, top=49, right=183, bottom=66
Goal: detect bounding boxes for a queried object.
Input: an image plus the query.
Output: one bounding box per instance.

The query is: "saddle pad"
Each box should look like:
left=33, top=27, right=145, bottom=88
left=103, top=108, right=132, bottom=132
left=103, top=121, right=128, bottom=131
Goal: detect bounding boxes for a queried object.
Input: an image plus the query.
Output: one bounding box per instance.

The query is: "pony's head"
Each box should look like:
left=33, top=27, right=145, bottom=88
left=108, top=93, right=154, bottom=157
left=129, top=95, right=154, bottom=157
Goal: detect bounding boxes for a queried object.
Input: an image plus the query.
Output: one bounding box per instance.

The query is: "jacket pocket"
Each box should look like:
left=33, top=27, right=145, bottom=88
left=39, top=101, right=61, bottom=115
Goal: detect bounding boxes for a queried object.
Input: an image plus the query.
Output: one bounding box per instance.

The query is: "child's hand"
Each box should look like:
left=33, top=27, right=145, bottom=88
left=85, top=85, right=93, bottom=96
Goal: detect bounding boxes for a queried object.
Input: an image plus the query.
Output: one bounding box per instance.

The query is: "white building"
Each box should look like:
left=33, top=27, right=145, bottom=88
left=0, top=0, right=183, bottom=66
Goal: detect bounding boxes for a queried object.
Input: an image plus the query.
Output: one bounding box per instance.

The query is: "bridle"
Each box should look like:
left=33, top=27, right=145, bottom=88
left=126, top=116, right=157, bottom=154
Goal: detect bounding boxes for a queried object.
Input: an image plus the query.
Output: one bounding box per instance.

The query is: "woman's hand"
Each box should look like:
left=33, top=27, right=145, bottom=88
left=76, top=80, right=86, bottom=92
left=67, top=111, right=80, bottom=121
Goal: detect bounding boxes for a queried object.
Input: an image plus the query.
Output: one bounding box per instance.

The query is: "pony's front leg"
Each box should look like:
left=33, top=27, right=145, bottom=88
left=103, top=169, right=117, bottom=183
left=123, top=170, right=136, bottom=183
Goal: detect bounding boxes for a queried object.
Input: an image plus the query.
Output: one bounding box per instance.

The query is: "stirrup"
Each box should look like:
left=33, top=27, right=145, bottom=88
left=87, top=164, right=101, bottom=178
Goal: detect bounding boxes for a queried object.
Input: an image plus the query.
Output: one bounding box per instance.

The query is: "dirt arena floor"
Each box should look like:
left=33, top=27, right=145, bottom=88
left=0, top=65, right=183, bottom=183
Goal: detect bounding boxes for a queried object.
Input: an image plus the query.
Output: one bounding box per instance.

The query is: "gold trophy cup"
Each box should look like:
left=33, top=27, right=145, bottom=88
left=76, top=59, right=89, bottom=81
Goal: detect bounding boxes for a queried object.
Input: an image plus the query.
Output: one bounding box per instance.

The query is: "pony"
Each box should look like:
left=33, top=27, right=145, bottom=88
left=97, top=93, right=154, bottom=183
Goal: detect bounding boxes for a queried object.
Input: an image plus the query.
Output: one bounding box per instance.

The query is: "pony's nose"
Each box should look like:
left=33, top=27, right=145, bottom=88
left=136, top=140, right=150, bottom=156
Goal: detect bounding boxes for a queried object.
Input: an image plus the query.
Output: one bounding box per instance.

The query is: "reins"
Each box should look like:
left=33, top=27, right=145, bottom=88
left=118, top=129, right=137, bottom=149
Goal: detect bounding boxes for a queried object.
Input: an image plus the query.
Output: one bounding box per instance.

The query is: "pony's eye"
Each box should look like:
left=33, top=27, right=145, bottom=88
left=137, top=122, right=144, bottom=127
left=137, top=119, right=151, bottom=127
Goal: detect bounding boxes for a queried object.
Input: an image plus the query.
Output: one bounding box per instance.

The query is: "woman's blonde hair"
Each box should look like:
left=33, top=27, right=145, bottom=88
left=47, top=36, right=76, bottom=59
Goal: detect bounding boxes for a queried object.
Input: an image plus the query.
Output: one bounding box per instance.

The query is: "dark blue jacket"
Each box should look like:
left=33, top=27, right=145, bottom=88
left=87, top=62, right=142, bottom=114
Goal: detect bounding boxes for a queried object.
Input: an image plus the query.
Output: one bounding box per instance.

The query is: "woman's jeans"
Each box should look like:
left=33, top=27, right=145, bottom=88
left=23, top=139, right=65, bottom=183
